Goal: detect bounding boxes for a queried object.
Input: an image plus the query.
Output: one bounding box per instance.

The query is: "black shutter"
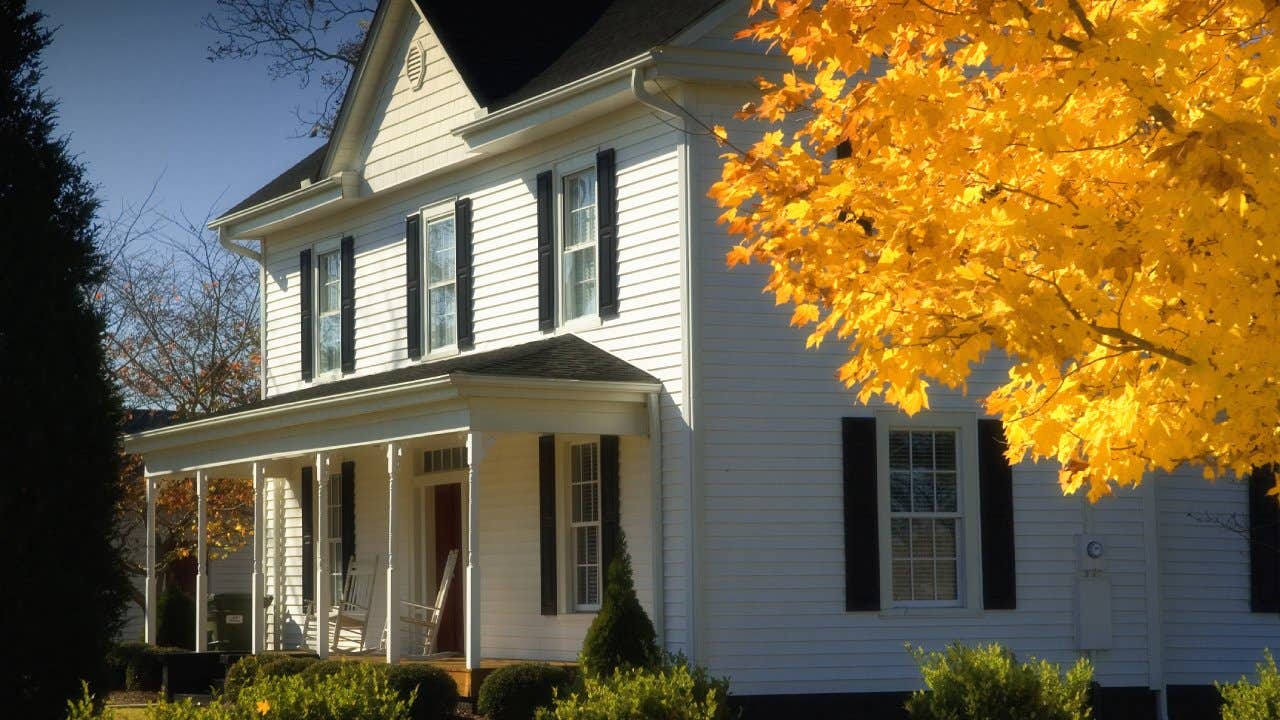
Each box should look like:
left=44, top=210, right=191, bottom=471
left=539, top=434, right=558, bottom=615
left=300, top=466, right=315, bottom=603
left=600, top=435, right=621, bottom=592
left=596, top=148, right=619, bottom=318
left=405, top=215, right=423, bottom=360
left=340, top=236, right=355, bottom=373
left=299, top=249, right=314, bottom=381
left=340, top=461, right=356, bottom=579
left=456, top=198, right=475, bottom=349
left=536, top=170, right=555, bottom=331
left=1249, top=467, right=1280, bottom=613
left=843, top=418, right=879, bottom=611
left=978, top=419, right=1017, bottom=610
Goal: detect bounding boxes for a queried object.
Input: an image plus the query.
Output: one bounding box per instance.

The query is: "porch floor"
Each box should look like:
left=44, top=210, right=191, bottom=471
left=336, top=654, right=577, bottom=697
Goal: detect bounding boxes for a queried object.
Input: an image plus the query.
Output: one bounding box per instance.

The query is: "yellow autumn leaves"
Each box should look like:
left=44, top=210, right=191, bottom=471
left=711, top=0, right=1280, bottom=500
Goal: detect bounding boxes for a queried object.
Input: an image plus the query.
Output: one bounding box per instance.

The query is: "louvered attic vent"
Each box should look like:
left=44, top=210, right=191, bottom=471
left=406, top=40, right=426, bottom=91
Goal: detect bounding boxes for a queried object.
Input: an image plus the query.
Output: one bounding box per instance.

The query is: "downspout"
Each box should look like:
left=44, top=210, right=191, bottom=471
left=632, top=66, right=702, bottom=662
left=217, top=227, right=268, bottom=400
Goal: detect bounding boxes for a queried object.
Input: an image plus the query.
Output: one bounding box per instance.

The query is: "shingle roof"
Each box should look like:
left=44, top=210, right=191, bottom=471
left=122, top=409, right=177, bottom=434
left=220, top=0, right=726, bottom=218
left=186, top=334, right=657, bottom=424
left=222, top=142, right=329, bottom=218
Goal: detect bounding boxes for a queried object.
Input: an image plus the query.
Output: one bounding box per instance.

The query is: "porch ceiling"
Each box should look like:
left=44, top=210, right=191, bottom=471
left=125, top=335, right=660, bottom=475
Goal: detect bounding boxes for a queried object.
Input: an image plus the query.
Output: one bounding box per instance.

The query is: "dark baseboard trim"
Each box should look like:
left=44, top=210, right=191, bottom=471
left=730, top=685, right=1162, bottom=720
left=1166, top=685, right=1222, bottom=720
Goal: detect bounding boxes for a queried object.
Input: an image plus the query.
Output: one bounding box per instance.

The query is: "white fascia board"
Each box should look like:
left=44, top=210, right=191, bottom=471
left=452, top=53, right=654, bottom=151
left=650, top=46, right=792, bottom=86
left=125, top=375, right=456, bottom=456
left=206, top=171, right=359, bottom=236
left=322, top=0, right=405, bottom=176
left=450, top=372, right=660, bottom=403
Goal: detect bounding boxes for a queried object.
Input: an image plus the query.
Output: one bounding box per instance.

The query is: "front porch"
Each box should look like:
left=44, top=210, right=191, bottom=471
left=124, top=336, right=664, bottom=680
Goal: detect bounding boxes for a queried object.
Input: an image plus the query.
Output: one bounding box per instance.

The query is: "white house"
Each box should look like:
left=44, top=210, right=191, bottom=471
left=123, top=1, right=1280, bottom=717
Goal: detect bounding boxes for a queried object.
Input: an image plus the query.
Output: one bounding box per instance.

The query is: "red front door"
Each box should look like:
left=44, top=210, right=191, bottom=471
left=433, top=483, right=463, bottom=653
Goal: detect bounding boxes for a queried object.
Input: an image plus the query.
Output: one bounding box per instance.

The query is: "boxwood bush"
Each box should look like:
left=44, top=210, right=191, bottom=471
left=105, top=642, right=186, bottom=691
left=477, top=663, right=574, bottom=720
left=1219, top=649, right=1280, bottom=720
left=536, top=663, right=728, bottom=720
left=904, top=643, right=1093, bottom=720
left=221, top=653, right=317, bottom=701
left=385, top=663, right=459, bottom=720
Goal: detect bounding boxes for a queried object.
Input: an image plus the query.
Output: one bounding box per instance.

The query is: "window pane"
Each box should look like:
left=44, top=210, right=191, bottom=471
left=911, top=471, right=935, bottom=512
left=890, top=518, right=910, bottom=559
left=910, top=519, right=934, bottom=559
left=912, top=559, right=935, bottom=599
left=911, top=431, right=933, bottom=469
left=889, top=431, right=910, bottom=470
left=565, top=171, right=597, bottom=243
left=428, top=285, right=456, bottom=348
left=892, top=560, right=912, bottom=601
left=936, top=558, right=958, bottom=600
left=934, top=518, right=957, bottom=559
left=427, top=218, right=455, bottom=284
left=563, top=247, right=597, bottom=319
left=319, top=314, right=341, bottom=372
left=936, top=472, right=958, bottom=512
left=890, top=471, right=911, bottom=512
left=934, top=431, right=956, bottom=470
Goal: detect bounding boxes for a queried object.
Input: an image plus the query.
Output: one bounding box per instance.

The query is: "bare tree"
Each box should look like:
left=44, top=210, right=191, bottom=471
left=203, top=0, right=374, bottom=137
left=98, top=197, right=260, bottom=609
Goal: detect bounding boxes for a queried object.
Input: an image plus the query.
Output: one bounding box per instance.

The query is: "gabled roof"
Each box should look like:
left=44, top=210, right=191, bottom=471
left=219, top=0, right=727, bottom=221
left=185, top=334, right=657, bottom=424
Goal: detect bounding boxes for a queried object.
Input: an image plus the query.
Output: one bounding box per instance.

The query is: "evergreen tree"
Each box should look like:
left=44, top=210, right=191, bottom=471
left=580, top=529, right=660, bottom=677
left=0, top=1, right=130, bottom=716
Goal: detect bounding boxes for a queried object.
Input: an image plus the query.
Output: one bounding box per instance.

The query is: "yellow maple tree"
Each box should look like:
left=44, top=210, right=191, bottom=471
left=710, top=0, right=1280, bottom=501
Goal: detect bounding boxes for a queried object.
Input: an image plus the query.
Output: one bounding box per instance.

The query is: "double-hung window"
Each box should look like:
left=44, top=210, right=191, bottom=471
left=888, top=429, right=962, bottom=604
left=569, top=441, right=602, bottom=610
left=561, top=169, right=598, bottom=321
left=316, top=248, right=342, bottom=375
left=325, top=470, right=345, bottom=601
left=423, top=206, right=457, bottom=351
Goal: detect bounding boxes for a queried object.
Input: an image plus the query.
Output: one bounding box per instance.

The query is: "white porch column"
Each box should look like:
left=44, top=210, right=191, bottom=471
left=195, top=470, right=208, bottom=652
left=315, top=452, right=331, bottom=659
left=144, top=473, right=158, bottom=645
left=465, top=432, right=483, bottom=670
left=385, top=442, right=404, bottom=664
left=251, top=462, right=266, bottom=654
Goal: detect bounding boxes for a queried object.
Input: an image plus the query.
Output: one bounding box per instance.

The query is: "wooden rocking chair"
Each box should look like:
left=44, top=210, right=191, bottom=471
left=303, top=554, right=384, bottom=653
left=398, top=549, right=458, bottom=657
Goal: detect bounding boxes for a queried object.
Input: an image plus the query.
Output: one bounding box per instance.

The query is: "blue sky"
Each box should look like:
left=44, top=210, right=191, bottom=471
left=33, top=0, right=329, bottom=226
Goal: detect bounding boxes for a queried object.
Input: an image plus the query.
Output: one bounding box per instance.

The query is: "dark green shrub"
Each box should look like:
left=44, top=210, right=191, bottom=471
left=905, top=643, right=1093, bottom=720
left=105, top=642, right=185, bottom=692
left=579, top=530, right=660, bottom=677
left=157, top=585, right=195, bottom=650
left=537, top=663, right=728, bottom=720
left=477, top=663, right=574, bottom=720
left=301, top=659, right=350, bottom=680
left=386, top=663, right=460, bottom=720
left=151, top=662, right=409, bottom=720
left=1219, top=649, right=1280, bottom=720
left=222, top=653, right=317, bottom=701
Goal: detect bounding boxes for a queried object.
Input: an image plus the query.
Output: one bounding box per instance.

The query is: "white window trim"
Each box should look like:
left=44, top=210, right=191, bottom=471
left=557, top=434, right=603, bottom=613
left=418, top=198, right=460, bottom=359
left=324, top=469, right=345, bottom=600
left=875, top=409, right=983, bottom=613
left=554, top=151, right=602, bottom=333
left=311, top=236, right=344, bottom=382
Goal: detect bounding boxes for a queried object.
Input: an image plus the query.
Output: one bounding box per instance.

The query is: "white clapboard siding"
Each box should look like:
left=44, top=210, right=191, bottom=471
left=1158, top=469, right=1280, bottom=685
left=259, top=100, right=690, bottom=648
left=687, top=84, right=1153, bottom=694
left=358, top=13, right=481, bottom=194
left=209, top=541, right=253, bottom=595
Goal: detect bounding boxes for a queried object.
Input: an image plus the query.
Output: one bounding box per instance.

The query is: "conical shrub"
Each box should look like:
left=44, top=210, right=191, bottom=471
left=580, top=529, right=660, bottom=677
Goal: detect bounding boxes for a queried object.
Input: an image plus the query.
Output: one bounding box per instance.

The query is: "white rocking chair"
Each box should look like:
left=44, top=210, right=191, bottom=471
left=398, top=549, right=459, bottom=657
left=303, top=553, right=384, bottom=653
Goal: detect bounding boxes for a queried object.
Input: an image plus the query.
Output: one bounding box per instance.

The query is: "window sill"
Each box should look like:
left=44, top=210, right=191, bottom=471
left=557, top=315, right=602, bottom=334
left=877, top=606, right=983, bottom=620
left=421, top=346, right=460, bottom=361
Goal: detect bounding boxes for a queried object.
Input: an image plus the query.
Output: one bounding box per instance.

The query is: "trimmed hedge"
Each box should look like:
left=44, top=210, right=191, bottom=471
left=905, top=643, right=1093, bottom=720
left=1219, top=649, right=1280, bottom=720
left=478, top=663, right=575, bottom=720
left=537, top=663, right=728, bottom=720
left=105, top=642, right=187, bottom=691
left=221, top=653, right=318, bottom=701
left=386, top=663, right=460, bottom=720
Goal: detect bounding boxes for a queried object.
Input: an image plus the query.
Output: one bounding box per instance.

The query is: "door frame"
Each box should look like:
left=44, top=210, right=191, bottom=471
left=407, top=471, right=468, bottom=613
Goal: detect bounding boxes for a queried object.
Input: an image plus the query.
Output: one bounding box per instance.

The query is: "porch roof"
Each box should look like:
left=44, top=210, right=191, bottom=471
left=125, top=335, right=661, bottom=475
